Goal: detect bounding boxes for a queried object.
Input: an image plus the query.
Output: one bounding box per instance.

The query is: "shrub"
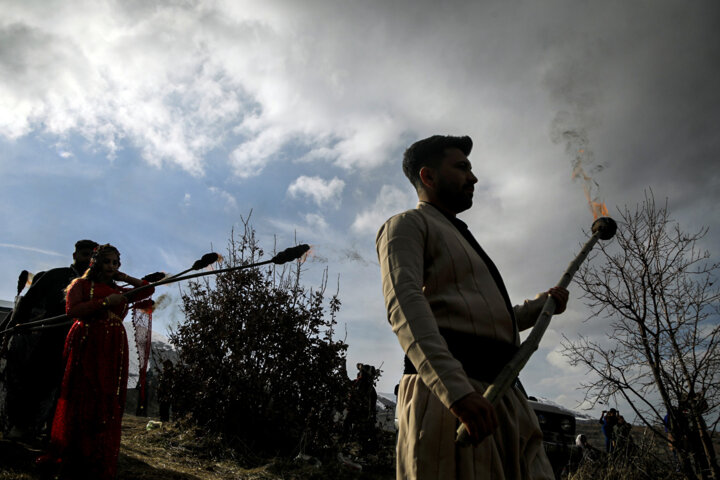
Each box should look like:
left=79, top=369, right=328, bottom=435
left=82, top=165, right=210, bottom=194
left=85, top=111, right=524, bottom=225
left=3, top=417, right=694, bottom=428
left=167, top=221, right=349, bottom=458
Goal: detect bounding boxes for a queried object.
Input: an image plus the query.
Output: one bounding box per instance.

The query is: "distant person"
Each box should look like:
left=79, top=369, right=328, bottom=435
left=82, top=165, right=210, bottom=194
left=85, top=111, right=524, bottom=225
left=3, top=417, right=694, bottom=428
left=343, top=363, right=378, bottom=452
left=612, top=415, right=634, bottom=456
left=4, top=239, right=97, bottom=441
left=599, top=408, right=618, bottom=453
left=677, top=391, right=718, bottom=477
left=575, top=433, right=602, bottom=464
left=37, top=244, right=154, bottom=480
left=157, top=359, right=175, bottom=422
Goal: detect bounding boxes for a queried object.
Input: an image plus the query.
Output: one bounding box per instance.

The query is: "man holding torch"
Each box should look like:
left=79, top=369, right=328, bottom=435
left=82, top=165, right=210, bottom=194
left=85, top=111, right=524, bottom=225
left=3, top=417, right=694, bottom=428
left=376, top=135, right=568, bottom=479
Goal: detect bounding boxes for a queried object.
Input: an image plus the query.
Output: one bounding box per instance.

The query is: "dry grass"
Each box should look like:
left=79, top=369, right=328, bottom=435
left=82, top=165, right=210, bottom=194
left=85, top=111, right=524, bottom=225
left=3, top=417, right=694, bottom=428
left=571, top=419, right=720, bottom=480
left=117, top=415, right=274, bottom=480
left=10, top=415, right=714, bottom=479
left=0, top=415, right=393, bottom=480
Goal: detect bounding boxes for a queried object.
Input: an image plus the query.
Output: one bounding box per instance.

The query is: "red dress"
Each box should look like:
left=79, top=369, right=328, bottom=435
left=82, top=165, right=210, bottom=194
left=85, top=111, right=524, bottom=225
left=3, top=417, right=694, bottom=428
left=46, top=278, right=154, bottom=479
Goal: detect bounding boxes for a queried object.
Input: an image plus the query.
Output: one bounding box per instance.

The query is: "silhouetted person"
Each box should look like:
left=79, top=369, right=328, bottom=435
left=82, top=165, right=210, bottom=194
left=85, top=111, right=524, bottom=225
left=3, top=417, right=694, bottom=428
left=377, top=135, right=569, bottom=479
left=158, top=359, right=174, bottom=422
left=37, top=244, right=155, bottom=480
left=599, top=408, right=618, bottom=453
left=344, top=363, right=378, bottom=453
left=612, top=415, right=634, bottom=458
left=4, top=239, right=97, bottom=441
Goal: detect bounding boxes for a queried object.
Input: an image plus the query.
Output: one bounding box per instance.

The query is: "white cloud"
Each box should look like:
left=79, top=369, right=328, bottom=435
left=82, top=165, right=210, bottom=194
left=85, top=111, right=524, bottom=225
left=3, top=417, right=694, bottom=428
left=209, top=186, right=238, bottom=212
left=229, top=125, right=286, bottom=178
left=546, top=347, right=581, bottom=374
left=351, top=184, right=416, bottom=234
left=0, top=2, right=247, bottom=175
left=0, top=243, right=65, bottom=257
left=1, top=0, right=718, bottom=195
left=0, top=1, right=561, bottom=178
left=305, top=213, right=329, bottom=231
left=287, top=176, right=345, bottom=207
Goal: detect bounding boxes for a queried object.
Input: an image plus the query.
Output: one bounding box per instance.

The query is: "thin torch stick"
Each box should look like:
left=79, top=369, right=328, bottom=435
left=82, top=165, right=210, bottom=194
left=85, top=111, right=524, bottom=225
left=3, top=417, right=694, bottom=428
left=1, top=245, right=310, bottom=335
left=126, top=243, right=309, bottom=297
left=3, top=254, right=223, bottom=333
left=455, top=217, right=617, bottom=446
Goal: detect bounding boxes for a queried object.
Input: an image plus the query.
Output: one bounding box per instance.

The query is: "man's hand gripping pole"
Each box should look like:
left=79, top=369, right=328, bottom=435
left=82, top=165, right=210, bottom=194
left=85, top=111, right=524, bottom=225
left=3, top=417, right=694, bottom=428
left=455, top=217, right=617, bottom=446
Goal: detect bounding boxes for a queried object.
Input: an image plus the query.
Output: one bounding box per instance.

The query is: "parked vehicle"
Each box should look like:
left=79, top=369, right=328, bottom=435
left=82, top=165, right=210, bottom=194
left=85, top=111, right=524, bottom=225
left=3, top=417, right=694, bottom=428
left=516, top=380, right=577, bottom=478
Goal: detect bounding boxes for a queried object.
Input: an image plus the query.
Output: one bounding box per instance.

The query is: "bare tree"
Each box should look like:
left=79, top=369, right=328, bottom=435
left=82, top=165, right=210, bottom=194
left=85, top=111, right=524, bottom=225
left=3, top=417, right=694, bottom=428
left=562, top=192, right=720, bottom=479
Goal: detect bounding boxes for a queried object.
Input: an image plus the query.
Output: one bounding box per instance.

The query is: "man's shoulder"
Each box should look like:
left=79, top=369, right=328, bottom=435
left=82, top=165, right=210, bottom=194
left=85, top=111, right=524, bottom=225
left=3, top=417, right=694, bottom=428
left=377, top=203, right=454, bottom=241
left=377, top=206, right=426, bottom=237
left=380, top=203, right=448, bottom=227
left=34, top=265, right=73, bottom=276
left=385, top=206, right=424, bottom=223
left=36, top=266, right=76, bottom=282
left=30, top=266, right=78, bottom=291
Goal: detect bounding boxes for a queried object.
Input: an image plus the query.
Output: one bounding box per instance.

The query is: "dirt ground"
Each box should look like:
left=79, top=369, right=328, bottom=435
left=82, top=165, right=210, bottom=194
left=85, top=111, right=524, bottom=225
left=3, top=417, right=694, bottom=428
left=7, top=415, right=720, bottom=479
left=0, top=415, right=276, bottom=480
left=0, top=415, right=392, bottom=480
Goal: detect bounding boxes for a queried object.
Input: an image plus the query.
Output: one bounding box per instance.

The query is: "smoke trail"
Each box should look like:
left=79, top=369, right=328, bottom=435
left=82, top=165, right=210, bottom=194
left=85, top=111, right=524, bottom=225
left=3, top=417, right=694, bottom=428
left=551, top=111, right=608, bottom=219
left=545, top=55, right=610, bottom=219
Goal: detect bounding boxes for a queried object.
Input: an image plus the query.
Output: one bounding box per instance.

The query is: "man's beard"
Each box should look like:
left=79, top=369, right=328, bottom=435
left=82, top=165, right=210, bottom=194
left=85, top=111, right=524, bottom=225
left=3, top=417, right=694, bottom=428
left=436, top=183, right=473, bottom=214
left=75, top=262, right=91, bottom=274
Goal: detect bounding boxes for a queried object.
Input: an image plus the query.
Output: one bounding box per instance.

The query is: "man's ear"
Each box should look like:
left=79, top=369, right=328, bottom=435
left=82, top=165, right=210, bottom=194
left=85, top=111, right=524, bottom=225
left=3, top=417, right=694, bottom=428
left=419, top=166, right=435, bottom=190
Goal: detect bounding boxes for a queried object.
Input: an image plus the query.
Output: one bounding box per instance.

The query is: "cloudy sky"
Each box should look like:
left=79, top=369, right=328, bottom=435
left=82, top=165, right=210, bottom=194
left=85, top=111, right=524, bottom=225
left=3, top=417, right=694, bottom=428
left=1, top=0, right=718, bottom=416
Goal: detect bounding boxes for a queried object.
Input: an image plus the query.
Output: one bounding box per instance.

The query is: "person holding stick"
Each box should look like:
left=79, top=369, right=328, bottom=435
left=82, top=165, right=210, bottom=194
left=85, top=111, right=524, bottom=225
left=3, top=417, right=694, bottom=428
left=599, top=408, right=618, bottom=452
left=3, top=239, right=97, bottom=442
left=37, top=244, right=154, bottom=480
left=376, top=135, right=568, bottom=479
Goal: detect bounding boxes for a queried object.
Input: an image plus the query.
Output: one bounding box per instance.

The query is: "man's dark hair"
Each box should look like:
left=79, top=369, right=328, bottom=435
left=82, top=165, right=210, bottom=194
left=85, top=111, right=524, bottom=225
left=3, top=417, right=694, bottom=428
left=75, top=239, right=98, bottom=251
left=402, top=135, right=472, bottom=190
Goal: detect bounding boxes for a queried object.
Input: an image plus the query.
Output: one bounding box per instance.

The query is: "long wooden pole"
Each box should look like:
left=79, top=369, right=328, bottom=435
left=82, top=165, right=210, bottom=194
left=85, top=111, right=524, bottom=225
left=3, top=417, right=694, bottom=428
left=456, top=218, right=616, bottom=446
left=1, top=245, right=309, bottom=335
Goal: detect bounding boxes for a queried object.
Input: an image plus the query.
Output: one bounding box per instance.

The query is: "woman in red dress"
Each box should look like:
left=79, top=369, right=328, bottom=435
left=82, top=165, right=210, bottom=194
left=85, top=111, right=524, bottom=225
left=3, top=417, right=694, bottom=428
left=40, top=244, right=154, bottom=479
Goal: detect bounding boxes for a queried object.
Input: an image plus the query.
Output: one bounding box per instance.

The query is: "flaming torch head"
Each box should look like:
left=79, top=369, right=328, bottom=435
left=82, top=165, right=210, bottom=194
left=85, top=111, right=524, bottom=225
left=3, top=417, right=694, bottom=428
left=272, top=244, right=311, bottom=265
left=591, top=217, right=617, bottom=240
left=191, top=252, right=220, bottom=270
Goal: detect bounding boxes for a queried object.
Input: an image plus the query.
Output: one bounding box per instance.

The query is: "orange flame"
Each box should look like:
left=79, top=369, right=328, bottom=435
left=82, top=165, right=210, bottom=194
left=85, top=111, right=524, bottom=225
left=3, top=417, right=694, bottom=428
left=300, top=246, right=313, bottom=264
left=208, top=254, right=224, bottom=270
left=573, top=150, right=609, bottom=220
left=591, top=201, right=609, bottom=219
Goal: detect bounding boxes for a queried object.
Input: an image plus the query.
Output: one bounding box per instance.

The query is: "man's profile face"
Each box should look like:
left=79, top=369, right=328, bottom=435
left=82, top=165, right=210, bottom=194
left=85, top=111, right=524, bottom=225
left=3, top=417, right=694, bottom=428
left=73, top=248, right=94, bottom=272
left=431, top=147, right=478, bottom=214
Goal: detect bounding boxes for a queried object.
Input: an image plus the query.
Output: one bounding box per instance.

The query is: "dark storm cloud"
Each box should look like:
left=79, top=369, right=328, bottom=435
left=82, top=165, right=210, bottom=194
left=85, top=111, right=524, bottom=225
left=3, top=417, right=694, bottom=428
left=539, top=1, right=720, bottom=220
left=0, top=21, right=91, bottom=84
